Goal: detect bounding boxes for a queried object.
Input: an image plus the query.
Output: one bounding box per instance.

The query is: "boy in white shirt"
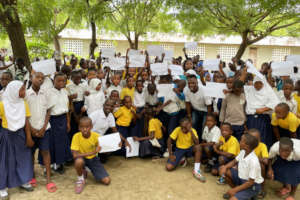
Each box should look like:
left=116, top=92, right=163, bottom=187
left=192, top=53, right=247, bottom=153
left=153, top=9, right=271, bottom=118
left=219, top=133, right=263, bottom=200
left=145, top=83, right=158, bottom=107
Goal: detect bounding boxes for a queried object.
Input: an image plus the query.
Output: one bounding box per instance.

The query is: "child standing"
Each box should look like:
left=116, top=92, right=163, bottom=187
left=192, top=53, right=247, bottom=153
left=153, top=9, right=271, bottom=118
left=278, top=79, right=297, bottom=114
left=131, top=80, right=145, bottom=137
left=166, top=117, right=206, bottom=182
left=145, top=83, right=158, bottom=107
left=48, top=72, right=72, bottom=173
left=106, top=73, right=122, bottom=97
left=0, top=81, right=34, bottom=199
left=120, top=77, right=135, bottom=101
left=268, top=137, right=300, bottom=200
left=71, top=117, right=110, bottom=194
left=219, top=134, right=263, bottom=200
left=213, top=123, right=240, bottom=180
left=220, top=80, right=246, bottom=141
left=0, top=71, right=12, bottom=100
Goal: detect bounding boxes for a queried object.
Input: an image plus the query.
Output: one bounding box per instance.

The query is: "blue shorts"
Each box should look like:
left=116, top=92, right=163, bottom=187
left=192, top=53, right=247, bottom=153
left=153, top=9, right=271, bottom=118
left=167, top=147, right=193, bottom=167
left=84, top=157, right=109, bottom=180
left=231, top=168, right=261, bottom=200
left=32, top=129, right=50, bottom=153
left=213, top=155, right=233, bottom=170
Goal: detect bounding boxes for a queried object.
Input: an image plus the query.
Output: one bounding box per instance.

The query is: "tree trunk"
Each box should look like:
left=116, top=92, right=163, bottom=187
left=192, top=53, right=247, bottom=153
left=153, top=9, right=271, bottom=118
left=89, top=21, right=98, bottom=59
left=134, top=34, right=139, bottom=50
left=2, top=15, right=31, bottom=71
left=53, top=35, right=61, bottom=53
left=235, top=40, right=248, bottom=61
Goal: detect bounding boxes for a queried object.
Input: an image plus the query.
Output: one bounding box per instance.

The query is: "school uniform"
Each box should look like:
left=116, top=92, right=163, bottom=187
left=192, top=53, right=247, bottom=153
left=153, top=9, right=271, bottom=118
left=145, top=90, right=158, bottom=106
left=120, top=87, right=135, bottom=100
left=139, top=118, right=164, bottom=157
left=131, top=90, right=145, bottom=137
left=48, top=87, right=72, bottom=165
left=0, top=81, right=33, bottom=190
left=271, top=112, right=300, bottom=138
left=106, top=85, right=122, bottom=97
left=71, top=132, right=109, bottom=180
left=245, top=76, right=280, bottom=148
left=254, top=142, right=269, bottom=159
left=41, top=76, right=54, bottom=90
left=25, top=87, right=53, bottom=153
left=90, top=109, right=116, bottom=136
left=114, top=106, right=135, bottom=138
left=167, top=127, right=198, bottom=167
left=184, top=86, right=212, bottom=140
left=84, top=78, right=105, bottom=116
left=278, top=90, right=297, bottom=114
left=213, top=135, right=240, bottom=169
left=269, top=139, right=300, bottom=186
left=293, top=93, right=300, bottom=116
left=231, top=150, right=263, bottom=199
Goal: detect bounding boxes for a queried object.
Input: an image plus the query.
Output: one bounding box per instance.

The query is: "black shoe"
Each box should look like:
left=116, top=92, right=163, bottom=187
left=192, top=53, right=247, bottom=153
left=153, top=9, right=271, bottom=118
left=20, top=184, right=34, bottom=192
left=54, top=165, right=65, bottom=174
left=223, top=193, right=230, bottom=199
left=204, top=164, right=212, bottom=173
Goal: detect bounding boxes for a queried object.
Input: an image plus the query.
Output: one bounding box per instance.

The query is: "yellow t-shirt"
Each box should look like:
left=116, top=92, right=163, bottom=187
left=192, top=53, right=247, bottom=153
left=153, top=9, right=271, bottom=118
left=219, top=135, right=240, bottom=156
left=170, top=127, right=198, bottom=149
left=71, top=131, right=99, bottom=159
left=293, top=93, right=300, bottom=115
left=148, top=118, right=163, bottom=139
left=120, top=87, right=135, bottom=100
left=271, top=112, right=300, bottom=132
left=0, top=101, right=31, bottom=129
left=254, top=142, right=269, bottom=159
left=114, top=106, right=135, bottom=127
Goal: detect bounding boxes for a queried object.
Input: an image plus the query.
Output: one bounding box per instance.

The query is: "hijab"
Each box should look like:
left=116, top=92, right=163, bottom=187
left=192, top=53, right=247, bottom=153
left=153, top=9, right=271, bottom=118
left=89, top=78, right=101, bottom=94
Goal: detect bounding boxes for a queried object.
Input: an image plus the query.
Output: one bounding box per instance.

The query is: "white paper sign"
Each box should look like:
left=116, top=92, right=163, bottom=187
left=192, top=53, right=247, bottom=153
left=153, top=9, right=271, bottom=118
left=98, top=133, right=121, bottom=153
left=157, top=84, right=173, bottom=98
left=203, top=59, right=220, bottom=71
left=246, top=61, right=264, bottom=79
left=203, top=82, right=227, bottom=99
left=286, top=55, right=300, bottom=66
left=101, top=48, right=115, bottom=58
left=129, top=55, right=145, bottom=68
left=32, top=59, right=56, bottom=76
left=126, top=137, right=139, bottom=158
left=168, top=64, right=184, bottom=76
left=164, top=50, right=174, bottom=59
left=128, top=49, right=141, bottom=56
left=150, top=63, right=168, bottom=75
left=185, top=42, right=197, bottom=49
left=109, top=57, right=126, bottom=70
left=147, top=45, right=163, bottom=57
left=271, top=61, right=294, bottom=76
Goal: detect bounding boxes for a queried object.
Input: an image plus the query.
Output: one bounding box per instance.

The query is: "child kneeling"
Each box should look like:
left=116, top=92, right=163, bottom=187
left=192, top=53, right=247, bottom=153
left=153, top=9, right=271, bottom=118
left=165, top=117, right=205, bottom=182
left=71, top=117, right=110, bottom=194
left=219, top=134, right=263, bottom=200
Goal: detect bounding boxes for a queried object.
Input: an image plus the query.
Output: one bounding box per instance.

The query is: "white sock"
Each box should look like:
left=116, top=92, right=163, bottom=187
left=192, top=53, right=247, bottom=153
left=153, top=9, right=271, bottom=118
left=78, top=175, right=84, bottom=181
left=0, top=189, right=8, bottom=197
left=194, top=163, right=200, bottom=172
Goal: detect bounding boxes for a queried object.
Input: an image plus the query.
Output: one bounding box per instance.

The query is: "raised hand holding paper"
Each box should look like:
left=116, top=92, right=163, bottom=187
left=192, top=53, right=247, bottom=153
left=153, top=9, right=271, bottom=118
left=203, top=59, right=220, bottom=71
left=101, top=48, right=115, bottom=58
left=32, top=59, right=56, bottom=76
left=109, top=57, right=126, bottom=70
left=98, top=132, right=121, bottom=153
left=147, top=45, right=163, bottom=57
left=126, top=137, right=139, bottom=158
left=286, top=55, right=300, bottom=66
left=150, top=63, right=168, bottom=75
left=128, top=49, right=141, bottom=56
left=168, top=64, right=184, bottom=76
left=129, top=55, right=146, bottom=68
left=271, top=61, right=294, bottom=76
left=203, top=82, right=227, bottom=99
left=246, top=61, right=264, bottom=79
left=184, top=42, right=197, bottom=49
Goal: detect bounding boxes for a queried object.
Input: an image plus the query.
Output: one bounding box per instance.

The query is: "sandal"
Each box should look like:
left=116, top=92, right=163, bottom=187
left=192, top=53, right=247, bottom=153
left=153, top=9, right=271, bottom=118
left=29, top=178, right=37, bottom=187
left=276, top=187, right=291, bottom=198
left=46, top=182, right=57, bottom=193
left=75, top=179, right=85, bottom=194
left=285, top=195, right=295, bottom=200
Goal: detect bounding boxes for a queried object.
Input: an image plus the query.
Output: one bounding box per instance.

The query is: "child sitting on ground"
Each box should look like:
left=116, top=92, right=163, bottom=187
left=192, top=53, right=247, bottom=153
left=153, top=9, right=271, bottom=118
left=71, top=117, right=110, bottom=194
left=165, top=117, right=206, bottom=182
left=219, top=133, right=263, bottom=200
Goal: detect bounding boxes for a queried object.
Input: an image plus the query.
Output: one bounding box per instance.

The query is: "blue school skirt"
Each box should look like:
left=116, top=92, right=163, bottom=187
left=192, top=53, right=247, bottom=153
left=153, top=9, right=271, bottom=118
left=69, top=101, right=84, bottom=140
left=246, top=114, right=272, bottom=148
left=232, top=125, right=245, bottom=142
left=273, top=156, right=300, bottom=186
left=49, top=114, right=72, bottom=165
left=130, top=107, right=144, bottom=137
left=0, top=128, right=33, bottom=189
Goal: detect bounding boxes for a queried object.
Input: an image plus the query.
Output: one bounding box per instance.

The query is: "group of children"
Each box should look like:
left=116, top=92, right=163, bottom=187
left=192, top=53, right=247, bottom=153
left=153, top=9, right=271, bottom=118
left=0, top=49, right=300, bottom=200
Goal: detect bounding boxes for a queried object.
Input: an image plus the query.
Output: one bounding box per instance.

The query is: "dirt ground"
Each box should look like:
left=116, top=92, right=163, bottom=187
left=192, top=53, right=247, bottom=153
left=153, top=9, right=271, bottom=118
left=8, top=156, right=300, bottom=200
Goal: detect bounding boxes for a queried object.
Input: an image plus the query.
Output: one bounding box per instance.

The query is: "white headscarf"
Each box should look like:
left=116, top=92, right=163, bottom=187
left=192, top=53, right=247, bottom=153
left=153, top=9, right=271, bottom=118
left=89, top=78, right=102, bottom=94
left=245, top=76, right=280, bottom=114
left=2, top=81, right=26, bottom=131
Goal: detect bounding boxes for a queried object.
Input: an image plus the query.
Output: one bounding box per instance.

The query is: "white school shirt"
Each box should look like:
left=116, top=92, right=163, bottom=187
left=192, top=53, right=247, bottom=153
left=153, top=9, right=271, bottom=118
left=25, top=88, right=53, bottom=130
left=41, top=77, right=54, bottom=90
left=145, top=90, right=158, bottom=106
left=134, top=90, right=145, bottom=108
left=162, top=90, right=181, bottom=114
left=184, top=86, right=212, bottom=112
left=202, top=125, right=221, bottom=143
left=84, top=91, right=105, bottom=116
left=235, top=150, right=264, bottom=184
left=277, top=90, right=298, bottom=114
left=269, top=139, right=300, bottom=161
left=89, top=109, right=116, bottom=136
left=49, top=87, right=69, bottom=116
left=106, top=85, right=122, bottom=96
left=66, top=81, right=88, bottom=102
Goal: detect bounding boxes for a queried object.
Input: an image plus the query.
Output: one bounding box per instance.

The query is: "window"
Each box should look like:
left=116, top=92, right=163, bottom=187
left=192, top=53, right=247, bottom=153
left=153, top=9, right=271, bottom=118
left=272, top=48, right=291, bottom=61
left=186, top=45, right=206, bottom=59
left=63, top=40, right=83, bottom=56
left=161, top=43, right=175, bottom=51
left=217, top=46, right=237, bottom=62
left=96, top=41, right=114, bottom=53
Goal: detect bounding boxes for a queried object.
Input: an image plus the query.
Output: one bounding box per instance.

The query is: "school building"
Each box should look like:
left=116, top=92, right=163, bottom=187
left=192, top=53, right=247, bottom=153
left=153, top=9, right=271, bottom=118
left=58, top=29, right=300, bottom=68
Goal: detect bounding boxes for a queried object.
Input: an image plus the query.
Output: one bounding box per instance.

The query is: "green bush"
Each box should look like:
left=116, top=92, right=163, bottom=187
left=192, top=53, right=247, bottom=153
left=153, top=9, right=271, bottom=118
left=27, top=40, right=53, bottom=61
